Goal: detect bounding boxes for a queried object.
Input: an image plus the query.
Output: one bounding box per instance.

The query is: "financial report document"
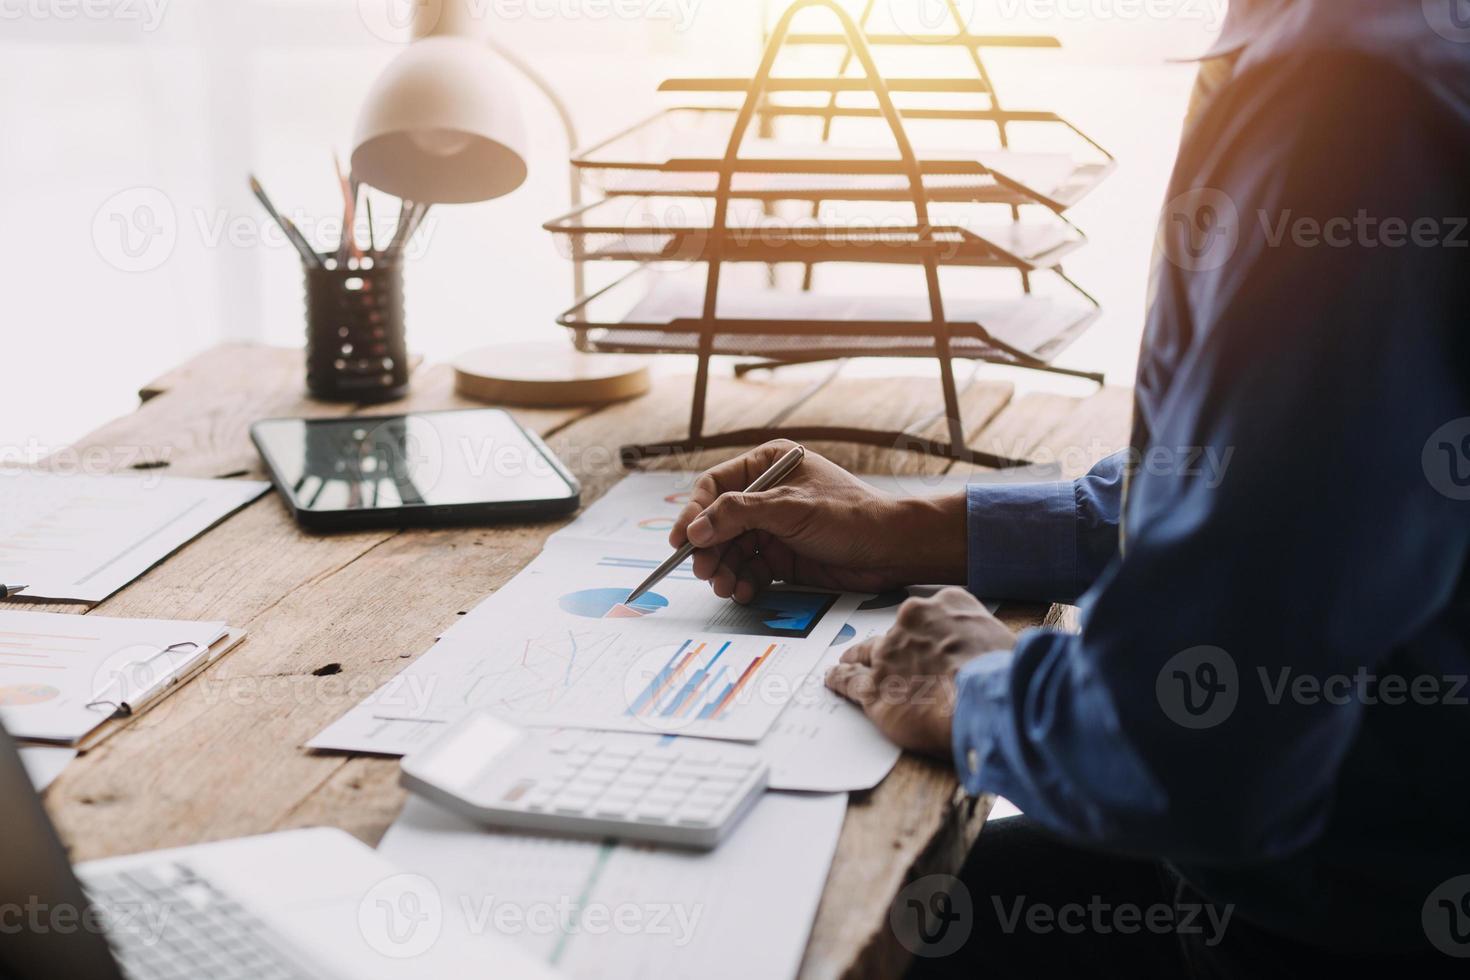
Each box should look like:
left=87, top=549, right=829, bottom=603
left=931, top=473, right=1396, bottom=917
left=379, top=790, right=847, bottom=980
left=313, top=470, right=1019, bottom=792
left=312, top=536, right=863, bottom=748
left=0, top=471, right=268, bottom=601
left=0, top=610, right=228, bottom=743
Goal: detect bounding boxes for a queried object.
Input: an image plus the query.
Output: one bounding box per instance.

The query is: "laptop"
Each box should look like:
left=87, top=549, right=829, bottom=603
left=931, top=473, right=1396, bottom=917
left=0, top=727, right=558, bottom=980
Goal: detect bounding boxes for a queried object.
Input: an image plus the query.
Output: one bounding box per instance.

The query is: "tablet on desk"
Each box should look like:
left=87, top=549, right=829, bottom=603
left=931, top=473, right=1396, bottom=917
left=251, top=409, right=580, bottom=531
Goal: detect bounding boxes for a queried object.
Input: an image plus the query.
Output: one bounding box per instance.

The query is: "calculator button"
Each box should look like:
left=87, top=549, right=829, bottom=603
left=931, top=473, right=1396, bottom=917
left=547, top=734, right=578, bottom=754
left=500, top=780, right=535, bottom=803
left=594, top=800, right=633, bottom=818
left=635, top=803, right=674, bottom=822
left=676, top=808, right=719, bottom=826
left=554, top=795, right=595, bottom=814
left=719, top=759, right=759, bottom=772
left=620, top=774, right=656, bottom=790
left=700, top=771, right=743, bottom=785
left=601, top=747, right=638, bottom=760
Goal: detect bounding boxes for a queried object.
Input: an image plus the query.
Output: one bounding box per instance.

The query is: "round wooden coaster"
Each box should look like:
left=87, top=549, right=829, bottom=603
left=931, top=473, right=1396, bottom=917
left=452, top=343, right=651, bottom=407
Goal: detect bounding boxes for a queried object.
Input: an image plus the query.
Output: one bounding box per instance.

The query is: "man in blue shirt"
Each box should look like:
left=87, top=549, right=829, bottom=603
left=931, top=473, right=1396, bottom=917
left=670, top=0, right=1470, bottom=973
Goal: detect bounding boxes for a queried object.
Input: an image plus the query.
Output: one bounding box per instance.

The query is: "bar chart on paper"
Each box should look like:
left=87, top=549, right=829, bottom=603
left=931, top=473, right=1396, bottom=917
left=309, top=538, right=863, bottom=752
left=627, top=639, right=781, bottom=722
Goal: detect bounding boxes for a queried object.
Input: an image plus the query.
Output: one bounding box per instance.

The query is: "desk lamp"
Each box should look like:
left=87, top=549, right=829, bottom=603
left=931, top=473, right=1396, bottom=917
left=350, top=1, right=649, bottom=406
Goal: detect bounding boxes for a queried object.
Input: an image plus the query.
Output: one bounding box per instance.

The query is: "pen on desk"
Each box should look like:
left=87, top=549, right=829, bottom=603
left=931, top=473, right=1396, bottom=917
left=625, top=444, right=806, bottom=606
left=0, top=584, right=29, bottom=600
left=248, top=175, right=322, bottom=268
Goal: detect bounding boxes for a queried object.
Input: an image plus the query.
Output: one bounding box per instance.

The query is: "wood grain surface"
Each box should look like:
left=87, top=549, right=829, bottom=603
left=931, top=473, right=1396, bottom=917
left=34, top=345, right=1133, bottom=979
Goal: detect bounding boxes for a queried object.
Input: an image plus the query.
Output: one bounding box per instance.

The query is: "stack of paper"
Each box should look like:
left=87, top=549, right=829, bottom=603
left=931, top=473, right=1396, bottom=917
left=316, top=469, right=1034, bottom=793
left=321, top=470, right=1025, bottom=980
left=0, top=470, right=268, bottom=602
left=379, top=791, right=847, bottom=980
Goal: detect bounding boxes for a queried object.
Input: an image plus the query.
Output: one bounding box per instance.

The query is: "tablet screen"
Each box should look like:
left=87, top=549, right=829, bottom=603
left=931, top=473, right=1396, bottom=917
left=253, top=409, right=577, bottom=514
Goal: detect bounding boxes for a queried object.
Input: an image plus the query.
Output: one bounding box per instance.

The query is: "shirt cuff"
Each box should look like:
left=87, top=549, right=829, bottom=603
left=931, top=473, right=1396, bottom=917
left=966, top=481, right=1080, bottom=602
left=952, top=651, right=1016, bottom=797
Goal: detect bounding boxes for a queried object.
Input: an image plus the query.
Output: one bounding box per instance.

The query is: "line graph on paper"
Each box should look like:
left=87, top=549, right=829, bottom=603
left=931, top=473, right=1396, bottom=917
left=456, top=628, right=622, bottom=714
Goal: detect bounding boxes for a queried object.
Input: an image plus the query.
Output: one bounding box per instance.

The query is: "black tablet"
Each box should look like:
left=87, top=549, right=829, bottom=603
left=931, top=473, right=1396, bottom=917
left=250, top=409, right=580, bottom=531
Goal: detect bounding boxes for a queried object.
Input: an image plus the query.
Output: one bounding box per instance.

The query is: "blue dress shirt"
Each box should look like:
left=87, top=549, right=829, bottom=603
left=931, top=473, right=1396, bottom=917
left=954, top=1, right=1470, bottom=952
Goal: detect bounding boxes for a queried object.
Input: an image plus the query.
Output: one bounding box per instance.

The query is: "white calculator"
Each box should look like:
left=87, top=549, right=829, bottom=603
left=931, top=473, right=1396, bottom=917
left=400, top=711, right=769, bottom=850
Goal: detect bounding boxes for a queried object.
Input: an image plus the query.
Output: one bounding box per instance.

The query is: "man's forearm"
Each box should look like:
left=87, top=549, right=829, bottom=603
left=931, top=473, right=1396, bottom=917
left=888, top=493, right=970, bottom=585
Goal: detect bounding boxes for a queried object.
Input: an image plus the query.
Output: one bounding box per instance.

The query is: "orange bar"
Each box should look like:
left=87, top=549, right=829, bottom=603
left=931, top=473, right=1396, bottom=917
left=711, top=644, right=777, bottom=720
left=640, top=643, right=704, bottom=716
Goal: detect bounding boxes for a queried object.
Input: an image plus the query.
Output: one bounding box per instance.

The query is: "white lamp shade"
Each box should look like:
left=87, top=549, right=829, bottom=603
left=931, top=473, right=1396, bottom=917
left=352, top=36, right=529, bottom=205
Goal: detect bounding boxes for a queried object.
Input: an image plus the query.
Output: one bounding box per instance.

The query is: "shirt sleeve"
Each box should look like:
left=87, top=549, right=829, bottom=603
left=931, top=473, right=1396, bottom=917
left=966, top=453, right=1126, bottom=604
left=951, top=51, right=1470, bottom=864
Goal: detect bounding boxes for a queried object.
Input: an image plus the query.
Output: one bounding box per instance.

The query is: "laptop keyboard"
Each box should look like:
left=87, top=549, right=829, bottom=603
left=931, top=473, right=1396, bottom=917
left=81, top=862, right=314, bottom=980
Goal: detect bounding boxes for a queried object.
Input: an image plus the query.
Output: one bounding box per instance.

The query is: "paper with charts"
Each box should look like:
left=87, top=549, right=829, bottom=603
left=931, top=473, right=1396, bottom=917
left=311, top=536, right=862, bottom=749
left=379, top=790, right=846, bottom=980
left=0, top=610, right=228, bottom=744
left=0, top=471, right=268, bottom=601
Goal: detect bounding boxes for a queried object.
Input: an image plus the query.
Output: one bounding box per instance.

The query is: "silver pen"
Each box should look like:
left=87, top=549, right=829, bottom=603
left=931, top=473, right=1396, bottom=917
left=625, top=445, right=806, bottom=605
left=0, top=584, right=29, bottom=600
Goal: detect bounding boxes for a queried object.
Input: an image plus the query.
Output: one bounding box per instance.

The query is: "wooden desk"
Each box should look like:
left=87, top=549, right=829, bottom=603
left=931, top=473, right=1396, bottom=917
left=32, top=346, right=1132, bottom=979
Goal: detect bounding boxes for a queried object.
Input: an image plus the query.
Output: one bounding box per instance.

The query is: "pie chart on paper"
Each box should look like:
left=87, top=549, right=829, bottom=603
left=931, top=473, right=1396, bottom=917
left=559, top=588, right=669, bottom=620
left=0, top=684, right=61, bottom=706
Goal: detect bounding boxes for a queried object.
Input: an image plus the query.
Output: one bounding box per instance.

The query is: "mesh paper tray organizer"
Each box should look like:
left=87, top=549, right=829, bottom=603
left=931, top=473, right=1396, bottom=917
left=545, top=0, right=1114, bottom=467
left=545, top=195, right=1090, bottom=269
left=573, top=106, right=1115, bottom=213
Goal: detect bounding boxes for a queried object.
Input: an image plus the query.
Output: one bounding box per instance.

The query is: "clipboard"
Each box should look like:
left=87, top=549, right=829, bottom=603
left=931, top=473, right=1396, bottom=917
left=77, top=628, right=247, bottom=750
left=13, top=628, right=249, bottom=752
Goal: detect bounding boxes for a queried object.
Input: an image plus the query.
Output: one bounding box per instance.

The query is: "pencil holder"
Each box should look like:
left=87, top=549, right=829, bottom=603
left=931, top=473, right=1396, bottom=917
left=304, top=257, right=409, bottom=402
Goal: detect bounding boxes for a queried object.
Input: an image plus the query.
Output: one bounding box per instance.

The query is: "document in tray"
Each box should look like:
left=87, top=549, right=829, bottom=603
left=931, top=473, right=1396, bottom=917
left=378, top=791, right=847, bottom=980
left=311, top=538, right=862, bottom=751
left=0, top=471, right=268, bottom=601
left=0, top=611, right=228, bottom=744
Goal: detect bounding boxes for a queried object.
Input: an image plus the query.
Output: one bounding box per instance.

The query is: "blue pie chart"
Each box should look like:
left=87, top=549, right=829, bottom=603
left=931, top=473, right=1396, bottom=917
left=559, top=588, right=669, bottom=620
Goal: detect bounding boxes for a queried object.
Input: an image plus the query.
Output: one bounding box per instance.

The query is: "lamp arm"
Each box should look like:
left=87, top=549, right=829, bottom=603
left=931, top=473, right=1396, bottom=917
left=483, top=38, right=587, bottom=312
